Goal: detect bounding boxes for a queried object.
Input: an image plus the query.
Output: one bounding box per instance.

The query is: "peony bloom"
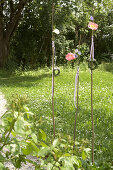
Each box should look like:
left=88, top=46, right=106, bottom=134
left=88, top=22, right=98, bottom=30
left=66, top=53, right=76, bottom=61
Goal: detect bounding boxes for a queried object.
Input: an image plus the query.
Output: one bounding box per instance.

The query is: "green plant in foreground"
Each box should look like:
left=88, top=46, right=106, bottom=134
left=0, top=94, right=39, bottom=169
left=0, top=94, right=112, bottom=169
left=0, top=94, right=91, bottom=170
left=35, top=138, right=92, bottom=170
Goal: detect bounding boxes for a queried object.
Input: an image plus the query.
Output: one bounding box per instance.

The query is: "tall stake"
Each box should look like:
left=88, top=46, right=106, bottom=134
left=88, top=8, right=98, bottom=163
left=73, top=68, right=79, bottom=149
left=91, top=65, right=94, bottom=164
left=52, top=0, right=55, bottom=139
left=91, top=31, right=94, bottom=164
left=73, top=35, right=81, bottom=149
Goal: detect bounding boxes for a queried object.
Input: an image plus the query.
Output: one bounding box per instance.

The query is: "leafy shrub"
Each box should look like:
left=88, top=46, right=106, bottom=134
left=0, top=94, right=112, bottom=169
left=0, top=94, right=37, bottom=169
left=0, top=94, right=90, bottom=169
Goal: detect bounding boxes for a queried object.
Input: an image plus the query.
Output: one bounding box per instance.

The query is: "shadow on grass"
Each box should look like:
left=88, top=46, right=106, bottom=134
left=0, top=72, right=52, bottom=88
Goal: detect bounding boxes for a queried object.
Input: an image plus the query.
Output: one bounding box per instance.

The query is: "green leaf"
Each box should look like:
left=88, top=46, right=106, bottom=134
left=0, top=153, right=5, bottom=163
left=60, top=157, right=75, bottom=170
left=39, top=142, right=48, bottom=147
left=14, top=111, right=19, bottom=119
left=26, top=112, right=29, bottom=119
left=24, top=106, right=29, bottom=112
left=26, top=112, right=34, bottom=119
left=22, top=140, right=39, bottom=155
left=84, top=148, right=91, bottom=153
left=38, top=147, right=50, bottom=157
left=61, top=167, right=74, bottom=170
left=47, top=163, right=53, bottom=170
left=11, top=130, right=16, bottom=137
left=59, top=156, right=80, bottom=169
left=82, top=150, right=86, bottom=160
left=10, top=144, right=21, bottom=155
left=53, top=139, right=59, bottom=147
left=22, top=143, right=33, bottom=155
left=29, top=140, right=39, bottom=153
left=22, top=148, right=30, bottom=155
left=70, top=156, right=80, bottom=167
left=0, top=162, right=5, bottom=170
left=27, top=111, right=33, bottom=115
left=38, top=129, right=46, bottom=141
left=14, top=116, right=30, bottom=135
left=31, top=134, right=37, bottom=143
left=62, top=153, right=71, bottom=157
left=14, top=116, right=25, bottom=134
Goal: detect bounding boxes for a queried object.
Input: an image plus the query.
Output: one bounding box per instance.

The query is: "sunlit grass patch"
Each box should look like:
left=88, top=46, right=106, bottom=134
left=0, top=63, right=113, bottom=164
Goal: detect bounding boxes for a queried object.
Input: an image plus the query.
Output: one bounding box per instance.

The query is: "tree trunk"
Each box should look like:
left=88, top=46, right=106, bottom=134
left=0, top=8, right=8, bottom=68
left=0, top=38, right=9, bottom=68
left=0, top=0, right=32, bottom=68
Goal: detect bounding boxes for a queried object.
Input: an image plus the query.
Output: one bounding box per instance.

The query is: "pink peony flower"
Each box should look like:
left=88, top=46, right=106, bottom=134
left=66, top=53, right=76, bottom=61
left=88, top=22, right=98, bottom=30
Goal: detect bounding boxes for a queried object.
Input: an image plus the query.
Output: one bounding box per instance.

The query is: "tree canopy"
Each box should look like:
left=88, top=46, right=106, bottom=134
left=0, top=0, right=113, bottom=68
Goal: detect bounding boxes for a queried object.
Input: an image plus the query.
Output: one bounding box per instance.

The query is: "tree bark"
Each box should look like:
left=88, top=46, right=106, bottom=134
left=0, top=1, right=8, bottom=67
left=0, top=38, right=9, bottom=67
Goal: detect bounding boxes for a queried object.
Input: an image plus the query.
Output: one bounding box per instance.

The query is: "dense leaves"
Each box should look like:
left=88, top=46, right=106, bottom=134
left=0, top=0, right=113, bottom=68
left=6, top=0, right=113, bottom=69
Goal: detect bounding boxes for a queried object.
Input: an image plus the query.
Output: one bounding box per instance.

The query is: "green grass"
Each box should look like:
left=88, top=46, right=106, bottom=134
left=0, top=64, right=113, bottom=166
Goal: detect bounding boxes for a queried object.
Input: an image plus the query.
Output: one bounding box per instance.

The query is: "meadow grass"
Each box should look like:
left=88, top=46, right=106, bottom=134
left=0, top=63, right=113, bottom=165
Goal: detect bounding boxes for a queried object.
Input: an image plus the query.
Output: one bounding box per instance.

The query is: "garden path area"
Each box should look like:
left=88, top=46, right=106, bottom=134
left=0, top=92, right=7, bottom=119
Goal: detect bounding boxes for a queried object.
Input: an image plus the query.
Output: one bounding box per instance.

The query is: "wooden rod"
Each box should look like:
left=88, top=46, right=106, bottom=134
left=73, top=34, right=81, bottom=149
left=91, top=29, right=94, bottom=164
left=73, top=71, right=79, bottom=149
left=91, top=66, right=94, bottom=164
left=52, top=0, right=55, bottom=139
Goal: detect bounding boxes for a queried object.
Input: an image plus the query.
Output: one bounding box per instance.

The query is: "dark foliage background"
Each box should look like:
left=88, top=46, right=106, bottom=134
left=7, top=0, right=113, bottom=69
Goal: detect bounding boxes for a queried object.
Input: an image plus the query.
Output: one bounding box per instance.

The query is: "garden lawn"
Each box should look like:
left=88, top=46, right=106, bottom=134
left=0, top=65, right=113, bottom=165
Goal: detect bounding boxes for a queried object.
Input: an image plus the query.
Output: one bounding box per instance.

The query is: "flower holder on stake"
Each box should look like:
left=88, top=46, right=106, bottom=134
left=65, top=44, right=81, bottom=149
left=73, top=38, right=81, bottom=150
left=88, top=16, right=98, bottom=164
